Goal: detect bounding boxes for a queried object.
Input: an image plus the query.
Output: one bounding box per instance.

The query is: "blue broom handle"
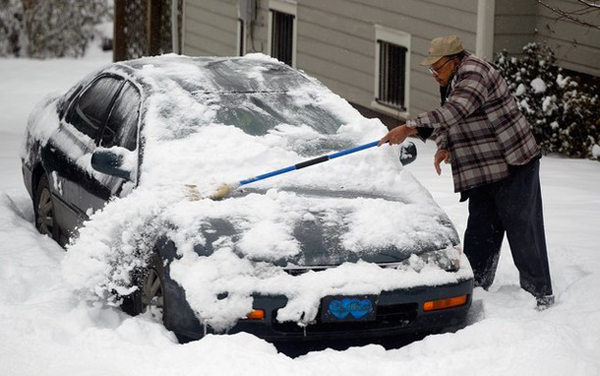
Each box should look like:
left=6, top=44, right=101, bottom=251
left=238, top=140, right=380, bottom=186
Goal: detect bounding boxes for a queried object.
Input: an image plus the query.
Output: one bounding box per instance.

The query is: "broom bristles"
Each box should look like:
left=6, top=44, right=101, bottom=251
left=209, top=183, right=234, bottom=200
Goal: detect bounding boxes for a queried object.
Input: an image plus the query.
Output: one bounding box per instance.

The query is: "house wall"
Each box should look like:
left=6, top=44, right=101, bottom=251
left=293, top=0, right=479, bottom=118
left=183, top=0, right=239, bottom=56
left=494, top=0, right=537, bottom=56
left=493, top=0, right=600, bottom=77
left=534, top=0, right=600, bottom=77
left=183, top=0, right=479, bottom=121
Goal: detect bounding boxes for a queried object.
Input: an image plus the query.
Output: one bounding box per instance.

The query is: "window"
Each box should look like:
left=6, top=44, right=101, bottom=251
left=377, top=41, right=407, bottom=110
left=67, top=76, right=123, bottom=140
left=101, top=82, right=141, bottom=151
left=374, top=26, right=411, bottom=116
left=268, top=1, right=297, bottom=66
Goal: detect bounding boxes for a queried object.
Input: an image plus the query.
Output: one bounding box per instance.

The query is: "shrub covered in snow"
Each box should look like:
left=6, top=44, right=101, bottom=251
left=0, top=0, right=111, bottom=58
left=0, top=0, right=25, bottom=56
left=493, top=43, right=600, bottom=160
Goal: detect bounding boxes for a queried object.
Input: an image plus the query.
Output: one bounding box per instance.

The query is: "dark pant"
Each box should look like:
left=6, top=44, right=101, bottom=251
left=463, top=158, right=553, bottom=298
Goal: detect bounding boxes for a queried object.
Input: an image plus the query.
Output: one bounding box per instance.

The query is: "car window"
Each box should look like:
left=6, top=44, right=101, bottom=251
left=67, top=76, right=123, bottom=140
left=101, top=81, right=141, bottom=151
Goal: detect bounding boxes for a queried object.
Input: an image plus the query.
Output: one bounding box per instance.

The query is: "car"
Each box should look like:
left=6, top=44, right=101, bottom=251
left=21, top=53, right=473, bottom=343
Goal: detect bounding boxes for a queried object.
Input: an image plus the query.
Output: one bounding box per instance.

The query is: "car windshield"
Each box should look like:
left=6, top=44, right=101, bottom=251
left=203, top=92, right=343, bottom=136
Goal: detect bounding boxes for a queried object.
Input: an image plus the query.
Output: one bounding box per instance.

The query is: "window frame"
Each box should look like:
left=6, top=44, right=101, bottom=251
left=267, top=0, right=297, bottom=67
left=100, top=80, right=142, bottom=152
left=65, top=74, right=125, bottom=142
left=373, top=25, right=411, bottom=119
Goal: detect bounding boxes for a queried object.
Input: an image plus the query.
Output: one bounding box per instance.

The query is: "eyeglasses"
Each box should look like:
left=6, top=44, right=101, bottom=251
left=428, top=58, right=451, bottom=75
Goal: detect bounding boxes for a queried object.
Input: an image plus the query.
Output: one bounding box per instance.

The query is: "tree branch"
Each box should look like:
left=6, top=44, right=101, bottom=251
left=577, top=0, right=600, bottom=9
left=536, top=0, right=600, bottom=30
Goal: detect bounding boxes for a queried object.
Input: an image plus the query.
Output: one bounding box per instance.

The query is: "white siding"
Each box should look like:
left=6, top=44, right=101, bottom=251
left=494, top=0, right=600, bottom=77
left=535, top=0, right=600, bottom=76
left=183, top=0, right=238, bottom=56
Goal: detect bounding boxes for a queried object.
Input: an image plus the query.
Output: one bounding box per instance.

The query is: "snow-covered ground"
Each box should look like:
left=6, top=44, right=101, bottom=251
left=1, top=50, right=599, bottom=375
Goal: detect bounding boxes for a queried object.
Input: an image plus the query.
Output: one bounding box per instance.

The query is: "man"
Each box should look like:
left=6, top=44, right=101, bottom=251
left=379, top=35, right=554, bottom=309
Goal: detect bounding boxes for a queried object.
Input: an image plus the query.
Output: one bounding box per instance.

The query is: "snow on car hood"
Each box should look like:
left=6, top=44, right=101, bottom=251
left=61, top=54, right=471, bottom=332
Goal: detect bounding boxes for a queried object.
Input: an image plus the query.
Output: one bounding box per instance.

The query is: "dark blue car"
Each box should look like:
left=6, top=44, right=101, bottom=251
left=21, top=54, right=473, bottom=343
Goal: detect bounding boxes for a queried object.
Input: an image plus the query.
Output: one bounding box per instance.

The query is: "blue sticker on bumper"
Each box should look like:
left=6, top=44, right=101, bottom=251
left=322, top=295, right=377, bottom=322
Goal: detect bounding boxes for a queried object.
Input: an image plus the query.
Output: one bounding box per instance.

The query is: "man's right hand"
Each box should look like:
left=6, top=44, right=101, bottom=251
left=434, top=149, right=450, bottom=175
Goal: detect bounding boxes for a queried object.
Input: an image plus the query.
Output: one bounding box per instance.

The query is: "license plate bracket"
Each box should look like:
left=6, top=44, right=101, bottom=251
left=321, top=295, right=378, bottom=323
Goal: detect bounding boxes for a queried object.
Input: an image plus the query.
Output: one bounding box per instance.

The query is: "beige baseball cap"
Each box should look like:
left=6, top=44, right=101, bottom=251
left=420, top=35, right=464, bottom=66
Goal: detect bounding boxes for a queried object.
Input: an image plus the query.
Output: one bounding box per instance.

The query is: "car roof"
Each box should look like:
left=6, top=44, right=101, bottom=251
left=113, top=54, right=314, bottom=94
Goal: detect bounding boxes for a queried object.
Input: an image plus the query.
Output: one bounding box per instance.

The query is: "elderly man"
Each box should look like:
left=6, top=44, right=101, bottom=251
left=379, top=35, right=554, bottom=309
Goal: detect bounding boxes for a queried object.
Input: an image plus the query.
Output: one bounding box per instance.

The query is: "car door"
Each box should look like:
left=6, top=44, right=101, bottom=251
left=80, top=80, right=142, bottom=215
left=45, top=74, right=124, bottom=240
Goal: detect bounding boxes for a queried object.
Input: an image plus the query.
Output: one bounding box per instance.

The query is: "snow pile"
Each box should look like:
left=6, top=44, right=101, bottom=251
left=530, top=77, right=546, bottom=93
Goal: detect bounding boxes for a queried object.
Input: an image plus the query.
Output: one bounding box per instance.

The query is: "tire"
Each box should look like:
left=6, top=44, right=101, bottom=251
left=34, top=173, right=59, bottom=242
left=121, top=252, right=166, bottom=321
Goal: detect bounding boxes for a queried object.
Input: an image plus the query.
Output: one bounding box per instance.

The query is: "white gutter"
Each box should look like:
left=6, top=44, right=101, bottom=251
left=476, top=0, right=495, bottom=61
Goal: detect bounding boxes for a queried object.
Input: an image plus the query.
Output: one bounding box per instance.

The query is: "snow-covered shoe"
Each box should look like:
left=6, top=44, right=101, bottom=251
left=536, top=295, right=555, bottom=311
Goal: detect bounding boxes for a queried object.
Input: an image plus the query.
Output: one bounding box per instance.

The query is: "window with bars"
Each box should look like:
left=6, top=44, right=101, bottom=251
left=377, top=40, right=407, bottom=111
left=270, top=10, right=294, bottom=66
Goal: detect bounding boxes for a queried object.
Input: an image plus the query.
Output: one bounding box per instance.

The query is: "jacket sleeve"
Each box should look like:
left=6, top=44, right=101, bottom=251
left=434, top=128, right=448, bottom=150
left=407, top=63, right=489, bottom=131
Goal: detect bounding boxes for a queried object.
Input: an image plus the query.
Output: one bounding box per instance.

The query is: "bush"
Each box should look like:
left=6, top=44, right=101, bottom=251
left=0, top=0, right=25, bottom=56
left=493, top=43, right=600, bottom=160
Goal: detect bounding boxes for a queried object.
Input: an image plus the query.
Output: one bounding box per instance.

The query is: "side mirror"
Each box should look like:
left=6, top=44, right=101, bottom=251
left=91, top=148, right=134, bottom=180
left=399, top=141, right=417, bottom=166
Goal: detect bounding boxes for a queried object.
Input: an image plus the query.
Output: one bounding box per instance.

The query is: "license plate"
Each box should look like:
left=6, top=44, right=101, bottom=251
left=321, top=295, right=377, bottom=322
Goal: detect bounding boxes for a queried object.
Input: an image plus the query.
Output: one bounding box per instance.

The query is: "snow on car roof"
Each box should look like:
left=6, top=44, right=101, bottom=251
left=118, top=53, right=312, bottom=94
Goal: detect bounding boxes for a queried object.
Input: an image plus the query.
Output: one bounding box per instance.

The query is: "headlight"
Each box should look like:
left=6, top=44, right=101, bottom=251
left=381, top=245, right=462, bottom=272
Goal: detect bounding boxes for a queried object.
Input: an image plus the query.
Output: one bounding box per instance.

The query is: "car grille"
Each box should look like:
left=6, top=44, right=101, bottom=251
left=272, top=302, right=418, bottom=334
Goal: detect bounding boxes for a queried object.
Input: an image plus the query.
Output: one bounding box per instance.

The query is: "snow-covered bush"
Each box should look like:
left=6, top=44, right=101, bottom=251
left=0, top=0, right=26, bottom=56
left=0, top=0, right=111, bottom=58
left=493, top=43, right=600, bottom=160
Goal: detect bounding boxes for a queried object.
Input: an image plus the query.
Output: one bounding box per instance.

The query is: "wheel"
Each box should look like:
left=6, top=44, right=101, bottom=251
left=140, top=256, right=165, bottom=318
left=121, top=252, right=166, bottom=320
left=34, top=173, right=59, bottom=241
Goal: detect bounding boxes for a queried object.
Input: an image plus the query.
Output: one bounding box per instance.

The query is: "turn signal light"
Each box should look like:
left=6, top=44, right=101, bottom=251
left=423, top=295, right=468, bottom=311
left=246, top=309, right=265, bottom=320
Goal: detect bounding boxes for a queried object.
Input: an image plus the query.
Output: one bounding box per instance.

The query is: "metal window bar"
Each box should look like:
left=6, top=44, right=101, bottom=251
left=377, top=40, right=407, bottom=111
left=271, top=10, right=294, bottom=66
left=239, top=19, right=245, bottom=56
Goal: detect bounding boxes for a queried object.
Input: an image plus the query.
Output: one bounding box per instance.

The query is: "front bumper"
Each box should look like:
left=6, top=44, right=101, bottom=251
left=170, top=277, right=474, bottom=342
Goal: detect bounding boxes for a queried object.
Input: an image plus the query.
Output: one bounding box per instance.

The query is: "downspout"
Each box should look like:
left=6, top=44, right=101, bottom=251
left=476, top=0, right=495, bottom=61
left=172, top=0, right=180, bottom=54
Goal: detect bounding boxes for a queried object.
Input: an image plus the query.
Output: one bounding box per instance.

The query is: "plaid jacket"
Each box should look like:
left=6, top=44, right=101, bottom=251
left=407, top=55, right=540, bottom=192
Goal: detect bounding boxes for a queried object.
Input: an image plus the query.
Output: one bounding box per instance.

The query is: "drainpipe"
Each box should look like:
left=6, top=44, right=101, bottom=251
left=476, top=0, right=495, bottom=61
left=172, top=0, right=180, bottom=54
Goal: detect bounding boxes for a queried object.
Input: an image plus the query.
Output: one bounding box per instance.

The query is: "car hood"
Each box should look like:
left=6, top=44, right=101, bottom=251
left=190, top=186, right=460, bottom=268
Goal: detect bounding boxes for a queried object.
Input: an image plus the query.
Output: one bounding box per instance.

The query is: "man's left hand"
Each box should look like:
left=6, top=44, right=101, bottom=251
left=378, top=124, right=418, bottom=146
